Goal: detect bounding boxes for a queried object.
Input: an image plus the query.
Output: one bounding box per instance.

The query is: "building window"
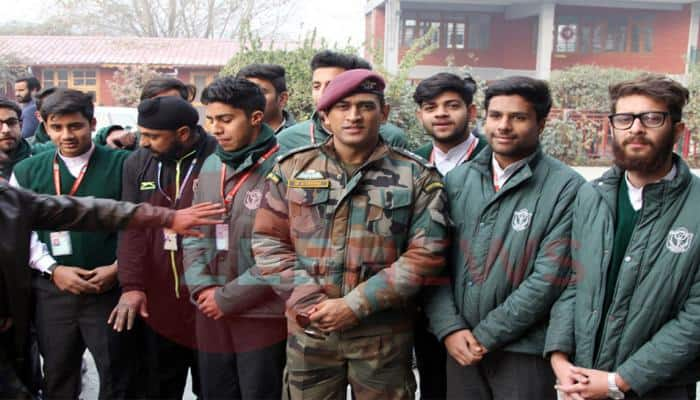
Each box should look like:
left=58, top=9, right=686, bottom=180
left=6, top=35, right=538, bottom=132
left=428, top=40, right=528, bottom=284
left=446, top=18, right=466, bottom=49
left=42, top=69, right=69, bottom=89
left=71, top=70, right=98, bottom=100
left=555, top=14, right=653, bottom=54
left=402, top=16, right=417, bottom=46
left=42, top=68, right=99, bottom=103
left=401, top=11, right=490, bottom=50
left=467, top=15, right=490, bottom=50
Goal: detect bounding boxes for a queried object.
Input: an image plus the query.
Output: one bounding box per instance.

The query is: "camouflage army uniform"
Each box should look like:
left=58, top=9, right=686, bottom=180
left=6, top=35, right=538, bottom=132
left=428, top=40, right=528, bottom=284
left=252, top=137, right=449, bottom=400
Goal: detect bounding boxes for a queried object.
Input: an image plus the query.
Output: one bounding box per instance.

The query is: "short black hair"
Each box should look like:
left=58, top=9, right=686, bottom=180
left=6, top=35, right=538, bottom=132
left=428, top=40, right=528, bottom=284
left=200, top=77, right=265, bottom=117
left=35, top=87, right=61, bottom=111
left=16, top=76, right=41, bottom=92
left=484, top=76, right=552, bottom=122
left=40, top=89, right=94, bottom=122
left=237, top=63, right=288, bottom=95
left=310, top=50, right=372, bottom=72
left=0, top=97, right=21, bottom=119
left=140, top=77, right=196, bottom=102
left=413, top=73, right=477, bottom=105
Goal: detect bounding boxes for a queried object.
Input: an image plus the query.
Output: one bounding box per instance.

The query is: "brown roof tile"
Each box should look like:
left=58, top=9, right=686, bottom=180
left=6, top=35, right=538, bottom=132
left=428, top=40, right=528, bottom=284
left=0, top=36, right=249, bottom=67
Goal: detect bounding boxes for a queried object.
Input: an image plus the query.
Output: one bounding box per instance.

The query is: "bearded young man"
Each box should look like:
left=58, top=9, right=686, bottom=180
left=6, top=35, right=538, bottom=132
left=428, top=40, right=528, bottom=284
left=0, top=98, right=31, bottom=179
left=549, top=75, right=700, bottom=400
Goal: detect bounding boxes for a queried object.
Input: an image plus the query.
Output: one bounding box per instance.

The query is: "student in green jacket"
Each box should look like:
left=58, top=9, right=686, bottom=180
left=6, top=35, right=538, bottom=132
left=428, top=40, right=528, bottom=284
left=411, top=72, right=487, bottom=400
left=425, top=76, right=584, bottom=399
left=549, top=75, right=700, bottom=400
left=236, top=63, right=296, bottom=133
left=276, top=50, right=408, bottom=153
left=0, top=98, right=31, bottom=179
left=413, top=72, right=488, bottom=173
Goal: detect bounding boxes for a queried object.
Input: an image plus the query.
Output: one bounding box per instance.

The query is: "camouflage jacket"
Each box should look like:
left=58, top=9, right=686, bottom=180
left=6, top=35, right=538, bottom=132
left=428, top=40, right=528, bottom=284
left=252, top=137, right=449, bottom=334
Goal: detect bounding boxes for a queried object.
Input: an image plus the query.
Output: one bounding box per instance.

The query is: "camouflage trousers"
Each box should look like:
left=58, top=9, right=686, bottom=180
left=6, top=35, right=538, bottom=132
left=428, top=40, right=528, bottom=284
left=284, top=330, right=415, bottom=400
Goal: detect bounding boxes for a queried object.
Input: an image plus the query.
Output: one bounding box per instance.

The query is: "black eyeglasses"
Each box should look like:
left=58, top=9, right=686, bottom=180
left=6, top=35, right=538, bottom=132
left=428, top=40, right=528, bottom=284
left=608, top=112, right=670, bottom=130
left=0, top=118, right=19, bottom=128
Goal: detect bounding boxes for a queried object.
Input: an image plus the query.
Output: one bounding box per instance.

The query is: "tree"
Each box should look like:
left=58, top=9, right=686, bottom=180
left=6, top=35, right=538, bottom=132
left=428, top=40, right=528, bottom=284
left=108, top=65, right=163, bottom=106
left=52, top=0, right=293, bottom=39
left=0, top=54, right=26, bottom=97
left=221, top=30, right=357, bottom=121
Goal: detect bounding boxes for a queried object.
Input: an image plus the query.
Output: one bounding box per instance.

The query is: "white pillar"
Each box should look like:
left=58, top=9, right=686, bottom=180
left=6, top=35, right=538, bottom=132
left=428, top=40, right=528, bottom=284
left=384, top=0, right=401, bottom=74
left=535, top=2, right=555, bottom=79
left=686, top=2, right=700, bottom=74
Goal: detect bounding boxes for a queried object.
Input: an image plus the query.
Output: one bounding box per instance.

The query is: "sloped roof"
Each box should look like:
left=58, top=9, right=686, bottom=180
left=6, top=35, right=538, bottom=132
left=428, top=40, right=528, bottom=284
left=0, top=36, right=245, bottom=67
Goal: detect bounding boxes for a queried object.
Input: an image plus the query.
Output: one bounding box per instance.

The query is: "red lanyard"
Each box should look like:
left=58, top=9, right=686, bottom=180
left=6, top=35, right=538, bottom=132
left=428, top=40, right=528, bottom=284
left=220, top=144, right=279, bottom=209
left=493, top=173, right=500, bottom=192
left=429, top=138, right=478, bottom=164
left=53, top=153, right=91, bottom=196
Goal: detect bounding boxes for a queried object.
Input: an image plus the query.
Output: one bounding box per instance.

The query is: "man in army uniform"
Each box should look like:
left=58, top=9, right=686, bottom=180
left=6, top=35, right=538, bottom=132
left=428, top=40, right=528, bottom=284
left=252, top=69, right=449, bottom=399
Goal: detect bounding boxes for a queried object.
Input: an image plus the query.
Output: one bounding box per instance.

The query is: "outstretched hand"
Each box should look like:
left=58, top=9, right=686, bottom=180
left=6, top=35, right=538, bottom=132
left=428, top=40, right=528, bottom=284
left=170, top=202, right=225, bottom=237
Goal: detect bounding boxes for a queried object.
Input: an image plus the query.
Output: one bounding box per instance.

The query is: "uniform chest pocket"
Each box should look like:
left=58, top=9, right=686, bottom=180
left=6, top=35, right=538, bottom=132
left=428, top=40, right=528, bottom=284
left=366, top=188, right=412, bottom=235
left=288, top=188, right=330, bottom=233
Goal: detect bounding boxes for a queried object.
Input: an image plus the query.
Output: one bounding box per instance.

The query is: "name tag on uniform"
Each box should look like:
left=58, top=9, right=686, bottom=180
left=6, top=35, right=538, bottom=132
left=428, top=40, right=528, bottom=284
left=50, top=231, right=73, bottom=256
left=288, top=179, right=330, bottom=189
left=215, top=224, right=229, bottom=251
left=163, top=229, right=178, bottom=251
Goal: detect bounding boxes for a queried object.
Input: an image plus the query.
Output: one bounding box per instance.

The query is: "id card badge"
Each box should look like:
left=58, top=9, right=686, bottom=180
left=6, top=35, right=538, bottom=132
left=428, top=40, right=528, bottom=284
left=163, top=229, right=178, bottom=251
left=50, top=231, right=73, bottom=256
left=215, top=224, right=229, bottom=251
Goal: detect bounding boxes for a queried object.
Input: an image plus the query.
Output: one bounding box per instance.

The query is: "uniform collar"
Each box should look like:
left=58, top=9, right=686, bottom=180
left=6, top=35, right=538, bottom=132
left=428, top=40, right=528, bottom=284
left=433, top=133, right=476, bottom=175
left=624, top=164, right=677, bottom=211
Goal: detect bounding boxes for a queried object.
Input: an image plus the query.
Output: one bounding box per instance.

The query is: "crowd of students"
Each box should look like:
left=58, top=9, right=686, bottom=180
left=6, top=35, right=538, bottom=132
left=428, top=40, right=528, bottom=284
left=0, top=49, right=697, bottom=400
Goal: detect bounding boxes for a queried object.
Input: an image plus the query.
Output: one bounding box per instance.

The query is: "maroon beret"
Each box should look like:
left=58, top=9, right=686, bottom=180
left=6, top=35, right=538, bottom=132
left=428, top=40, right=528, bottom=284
left=317, top=69, right=386, bottom=112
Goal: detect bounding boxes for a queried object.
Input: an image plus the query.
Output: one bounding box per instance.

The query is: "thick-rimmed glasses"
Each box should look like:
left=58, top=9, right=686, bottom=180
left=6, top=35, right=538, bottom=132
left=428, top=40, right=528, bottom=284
left=0, top=118, right=19, bottom=128
left=608, top=112, right=670, bottom=130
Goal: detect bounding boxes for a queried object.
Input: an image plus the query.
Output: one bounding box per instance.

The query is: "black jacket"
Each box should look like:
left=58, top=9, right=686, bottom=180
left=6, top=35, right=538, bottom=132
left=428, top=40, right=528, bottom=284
left=0, top=183, right=173, bottom=375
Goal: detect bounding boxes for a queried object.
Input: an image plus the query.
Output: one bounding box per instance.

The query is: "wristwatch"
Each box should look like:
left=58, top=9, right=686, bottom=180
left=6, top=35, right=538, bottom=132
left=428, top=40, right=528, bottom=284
left=608, top=373, right=625, bottom=399
left=42, top=263, right=58, bottom=280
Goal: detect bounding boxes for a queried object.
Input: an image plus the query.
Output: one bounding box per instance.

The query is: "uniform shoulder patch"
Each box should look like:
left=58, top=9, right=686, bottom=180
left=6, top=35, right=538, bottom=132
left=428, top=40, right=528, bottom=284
left=266, top=172, right=281, bottom=183
left=424, top=181, right=444, bottom=193
left=275, top=143, right=321, bottom=163
left=390, top=146, right=435, bottom=169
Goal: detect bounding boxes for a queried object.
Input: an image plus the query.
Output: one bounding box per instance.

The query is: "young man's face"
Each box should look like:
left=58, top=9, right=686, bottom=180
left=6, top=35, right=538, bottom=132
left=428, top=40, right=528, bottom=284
left=417, top=91, right=476, bottom=146
left=324, top=93, right=388, bottom=150
left=45, top=112, right=95, bottom=157
left=0, top=107, right=21, bottom=153
left=14, top=81, right=33, bottom=104
left=205, top=101, right=263, bottom=152
left=611, top=94, right=682, bottom=173
left=483, top=95, right=544, bottom=163
left=312, top=67, right=346, bottom=107
left=246, top=77, right=287, bottom=124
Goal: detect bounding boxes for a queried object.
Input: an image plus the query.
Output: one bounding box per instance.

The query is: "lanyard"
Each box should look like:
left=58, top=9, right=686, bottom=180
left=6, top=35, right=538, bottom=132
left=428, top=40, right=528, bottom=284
left=429, top=138, right=478, bottom=165
left=157, top=150, right=197, bottom=206
left=309, top=122, right=316, bottom=145
left=53, top=153, right=91, bottom=196
left=220, top=144, right=280, bottom=210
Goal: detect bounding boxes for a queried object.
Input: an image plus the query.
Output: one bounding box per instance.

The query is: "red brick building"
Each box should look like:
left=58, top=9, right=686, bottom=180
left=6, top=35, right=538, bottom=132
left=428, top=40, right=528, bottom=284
left=0, top=36, right=241, bottom=105
left=366, top=0, right=700, bottom=79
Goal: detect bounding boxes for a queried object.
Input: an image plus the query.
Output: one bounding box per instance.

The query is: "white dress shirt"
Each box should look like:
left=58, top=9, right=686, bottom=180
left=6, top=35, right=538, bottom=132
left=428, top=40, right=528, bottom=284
left=491, top=152, right=536, bottom=191
left=432, top=134, right=477, bottom=176
left=11, top=144, right=96, bottom=273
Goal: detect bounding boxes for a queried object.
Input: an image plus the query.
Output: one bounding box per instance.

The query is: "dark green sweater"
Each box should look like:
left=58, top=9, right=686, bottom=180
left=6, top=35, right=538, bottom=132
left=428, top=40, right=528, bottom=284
left=596, top=179, right=639, bottom=352
left=13, top=145, right=129, bottom=269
